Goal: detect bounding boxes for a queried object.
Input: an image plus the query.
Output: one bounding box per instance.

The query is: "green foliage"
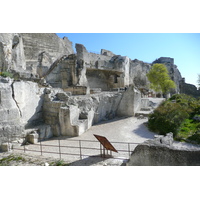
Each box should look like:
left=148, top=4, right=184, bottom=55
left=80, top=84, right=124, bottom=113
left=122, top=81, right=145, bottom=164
left=147, top=64, right=176, bottom=95
left=148, top=94, right=200, bottom=144
left=176, top=119, right=200, bottom=143
left=169, top=94, right=200, bottom=115
left=49, top=159, right=69, bottom=166
left=0, top=71, right=13, bottom=78
left=0, top=154, right=26, bottom=166
left=148, top=101, right=190, bottom=135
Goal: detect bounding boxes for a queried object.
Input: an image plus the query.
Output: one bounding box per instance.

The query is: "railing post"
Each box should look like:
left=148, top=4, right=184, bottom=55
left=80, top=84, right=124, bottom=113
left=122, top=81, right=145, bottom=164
left=128, top=143, right=130, bottom=158
left=100, top=143, right=102, bottom=157
left=40, top=139, right=43, bottom=156
left=23, top=137, right=26, bottom=153
left=8, top=134, right=11, bottom=151
left=58, top=138, right=61, bottom=160
left=103, top=147, right=105, bottom=158
left=79, top=140, right=82, bottom=159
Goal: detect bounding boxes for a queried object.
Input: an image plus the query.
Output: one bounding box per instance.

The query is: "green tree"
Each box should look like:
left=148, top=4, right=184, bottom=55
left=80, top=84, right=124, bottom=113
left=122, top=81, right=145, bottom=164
left=147, top=63, right=176, bottom=96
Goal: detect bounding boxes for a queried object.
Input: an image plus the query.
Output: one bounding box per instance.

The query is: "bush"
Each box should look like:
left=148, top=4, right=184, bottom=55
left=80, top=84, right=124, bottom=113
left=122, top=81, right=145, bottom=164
left=148, top=101, right=190, bottom=136
left=148, top=94, right=200, bottom=143
left=176, top=118, right=200, bottom=143
left=148, top=94, right=200, bottom=137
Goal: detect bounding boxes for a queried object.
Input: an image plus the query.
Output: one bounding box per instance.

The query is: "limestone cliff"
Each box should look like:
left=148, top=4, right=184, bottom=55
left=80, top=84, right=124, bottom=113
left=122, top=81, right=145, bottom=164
left=180, top=78, right=200, bottom=98
left=0, top=33, right=199, bottom=147
left=0, top=33, right=74, bottom=77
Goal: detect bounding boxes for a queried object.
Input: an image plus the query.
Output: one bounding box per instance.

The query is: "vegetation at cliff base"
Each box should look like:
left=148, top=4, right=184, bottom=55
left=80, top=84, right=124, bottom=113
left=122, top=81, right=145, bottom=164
left=147, top=64, right=176, bottom=96
left=0, top=154, right=26, bottom=166
left=148, top=94, right=200, bottom=144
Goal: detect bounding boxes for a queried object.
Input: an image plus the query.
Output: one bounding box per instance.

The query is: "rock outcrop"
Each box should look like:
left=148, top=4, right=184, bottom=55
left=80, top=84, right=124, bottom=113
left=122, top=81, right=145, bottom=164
left=42, top=87, right=141, bottom=137
left=180, top=78, right=200, bottom=98
left=152, top=57, right=200, bottom=97
left=127, top=134, right=200, bottom=166
left=117, top=85, right=141, bottom=117
left=0, top=33, right=74, bottom=77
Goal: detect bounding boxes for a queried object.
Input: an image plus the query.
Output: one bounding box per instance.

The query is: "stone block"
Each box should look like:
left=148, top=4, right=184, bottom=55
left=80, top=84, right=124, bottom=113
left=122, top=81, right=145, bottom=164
left=27, top=132, right=39, bottom=144
left=1, top=142, right=12, bottom=152
left=38, top=125, right=53, bottom=139
left=154, top=132, right=173, bottom=146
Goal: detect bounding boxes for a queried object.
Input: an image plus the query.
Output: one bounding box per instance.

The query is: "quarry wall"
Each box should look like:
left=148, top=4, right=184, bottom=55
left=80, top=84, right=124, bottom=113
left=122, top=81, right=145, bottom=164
left=0, top=33, right=74, bottom=77
left=0, top=33, right=199, bottom=147
left=42, top=86, right=140, bottom=137
left=0, top=77, right=45, bottom=144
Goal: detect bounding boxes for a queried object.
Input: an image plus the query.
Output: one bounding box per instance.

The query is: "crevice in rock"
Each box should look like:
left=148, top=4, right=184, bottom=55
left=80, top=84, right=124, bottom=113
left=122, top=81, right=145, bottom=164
left=11, top=81, right=22, bottom=117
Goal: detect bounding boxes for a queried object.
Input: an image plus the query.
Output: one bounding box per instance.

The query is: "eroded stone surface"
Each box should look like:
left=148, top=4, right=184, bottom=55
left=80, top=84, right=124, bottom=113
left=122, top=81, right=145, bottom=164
left=127, top=135, right=200, bottom=166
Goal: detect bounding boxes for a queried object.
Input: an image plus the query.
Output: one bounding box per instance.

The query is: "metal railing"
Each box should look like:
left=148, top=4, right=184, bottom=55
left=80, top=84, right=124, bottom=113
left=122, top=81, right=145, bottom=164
left=11, top=137, right=139, bottom=161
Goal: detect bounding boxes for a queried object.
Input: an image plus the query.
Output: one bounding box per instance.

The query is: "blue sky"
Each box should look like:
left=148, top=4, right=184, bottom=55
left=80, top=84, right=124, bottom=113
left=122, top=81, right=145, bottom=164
left=57, top=33, right=200, bottom=87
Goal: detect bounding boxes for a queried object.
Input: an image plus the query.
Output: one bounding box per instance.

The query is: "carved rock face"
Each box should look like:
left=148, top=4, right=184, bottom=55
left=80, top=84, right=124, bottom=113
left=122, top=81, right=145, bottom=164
left=0, top=33, right=74, bottom=76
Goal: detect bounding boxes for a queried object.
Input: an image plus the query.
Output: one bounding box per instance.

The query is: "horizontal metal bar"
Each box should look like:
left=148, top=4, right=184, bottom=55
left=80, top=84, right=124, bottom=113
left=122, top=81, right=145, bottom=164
left=13, top=148, right=42, bottom=153
left=66, top=139, right=99, bottom=143
left=27, top=144, right=100, bottom=151
left=13, top=145, right=134, bottom=151
left=42, top=151, right=83, bottom=157
left=111, top=142, right=139, bottom=145
left=13, top=137, right=139, bottom=145
left=12, top=148, right=129, bottom=161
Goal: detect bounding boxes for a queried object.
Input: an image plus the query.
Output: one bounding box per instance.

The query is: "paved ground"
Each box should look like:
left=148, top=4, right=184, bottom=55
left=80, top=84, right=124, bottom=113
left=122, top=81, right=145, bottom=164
left=8, top=117, right=156, bottom=166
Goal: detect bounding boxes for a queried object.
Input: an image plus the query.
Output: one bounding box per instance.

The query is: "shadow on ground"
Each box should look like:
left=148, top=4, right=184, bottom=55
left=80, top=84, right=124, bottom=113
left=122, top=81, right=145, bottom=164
left=132, top=121, right=155, bottom=140
left=92, top=116, right=129, bottom=126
